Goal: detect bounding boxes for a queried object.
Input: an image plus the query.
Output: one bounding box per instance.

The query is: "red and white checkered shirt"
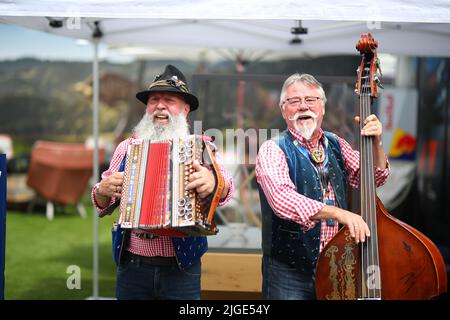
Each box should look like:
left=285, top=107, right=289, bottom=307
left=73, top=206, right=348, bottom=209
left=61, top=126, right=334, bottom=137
left=92, top=137, right=234, bottom=257
left=255, top=128, right=389, bottom=251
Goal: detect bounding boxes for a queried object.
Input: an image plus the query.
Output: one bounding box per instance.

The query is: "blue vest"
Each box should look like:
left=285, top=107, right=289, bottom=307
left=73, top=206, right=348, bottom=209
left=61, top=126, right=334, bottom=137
left=258, top=130, right=348, bottom=275
left=112, top=157, right=207, bottom=270
left=113, top=227, right=207, bottom=270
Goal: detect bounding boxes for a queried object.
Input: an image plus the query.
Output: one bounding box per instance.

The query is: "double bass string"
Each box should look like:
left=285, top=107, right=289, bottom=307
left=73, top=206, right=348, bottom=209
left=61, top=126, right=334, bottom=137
left=360, top=61, right=370, bottom=299
left=360, top=58, right=381, bottom=299
left=360, top=63, right=370, bottom=298
left=365, top=61, right=375, bottom=299
left=368, top=61, right=381, bottom=299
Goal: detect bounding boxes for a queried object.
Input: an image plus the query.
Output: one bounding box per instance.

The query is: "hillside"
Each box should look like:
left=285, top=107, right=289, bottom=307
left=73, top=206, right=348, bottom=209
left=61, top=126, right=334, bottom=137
left=0, top=55, right=361, bottom=156
left=0, top=58, right=196, bottom=154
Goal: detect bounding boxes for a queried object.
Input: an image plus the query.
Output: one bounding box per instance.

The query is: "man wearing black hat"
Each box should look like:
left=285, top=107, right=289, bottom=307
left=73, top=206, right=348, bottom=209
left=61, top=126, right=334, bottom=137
left=92, top=65, right=234, bottom=300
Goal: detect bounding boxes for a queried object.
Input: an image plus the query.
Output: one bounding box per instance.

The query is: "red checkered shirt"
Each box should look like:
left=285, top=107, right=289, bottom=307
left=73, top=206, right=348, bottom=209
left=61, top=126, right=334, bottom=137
left=255, top=128, right=390, bottom=251
left=92, top=137, right=234, bottom=257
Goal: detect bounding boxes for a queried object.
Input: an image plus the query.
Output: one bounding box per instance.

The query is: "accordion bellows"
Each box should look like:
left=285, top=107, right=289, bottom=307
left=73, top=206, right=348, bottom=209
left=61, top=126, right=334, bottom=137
left=118, top=135, right=224, bottom=237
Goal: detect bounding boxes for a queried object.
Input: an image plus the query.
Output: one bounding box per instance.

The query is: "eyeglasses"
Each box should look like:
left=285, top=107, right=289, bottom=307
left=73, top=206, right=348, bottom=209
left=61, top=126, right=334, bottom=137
left=283, top=96, right=322, bottom=108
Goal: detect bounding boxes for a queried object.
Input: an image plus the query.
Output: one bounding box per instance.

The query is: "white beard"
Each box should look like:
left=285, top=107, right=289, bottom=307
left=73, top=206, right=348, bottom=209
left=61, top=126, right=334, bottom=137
left=133, top=111, right=190, bottom=141
left=292, top=111, right=318, bottom=141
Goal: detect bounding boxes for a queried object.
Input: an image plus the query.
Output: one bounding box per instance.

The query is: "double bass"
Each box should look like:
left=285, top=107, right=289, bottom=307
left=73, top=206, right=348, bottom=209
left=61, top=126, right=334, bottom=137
left=315, top=34, right=447, bottom=300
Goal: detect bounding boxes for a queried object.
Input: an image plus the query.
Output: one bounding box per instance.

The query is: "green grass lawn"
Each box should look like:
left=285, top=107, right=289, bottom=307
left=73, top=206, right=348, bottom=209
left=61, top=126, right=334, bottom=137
left=4, top=198, right=118, bottom=299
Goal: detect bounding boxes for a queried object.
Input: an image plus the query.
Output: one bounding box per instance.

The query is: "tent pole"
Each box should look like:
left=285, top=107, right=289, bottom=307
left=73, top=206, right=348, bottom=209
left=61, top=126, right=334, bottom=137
left=92, top=39, right=100, bottom=300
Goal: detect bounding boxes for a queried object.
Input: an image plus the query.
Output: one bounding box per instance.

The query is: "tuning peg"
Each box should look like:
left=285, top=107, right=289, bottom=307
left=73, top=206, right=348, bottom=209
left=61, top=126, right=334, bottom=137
left=375, top=58, right=383, bottom=77
left=374, top=76, right=384, bottom=89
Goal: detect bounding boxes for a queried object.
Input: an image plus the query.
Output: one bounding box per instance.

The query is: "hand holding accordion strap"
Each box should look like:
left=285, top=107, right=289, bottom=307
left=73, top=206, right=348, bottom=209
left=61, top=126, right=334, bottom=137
left=98, top=154, right=127, bottom=218
left=202, top=142, right=226, bottom=224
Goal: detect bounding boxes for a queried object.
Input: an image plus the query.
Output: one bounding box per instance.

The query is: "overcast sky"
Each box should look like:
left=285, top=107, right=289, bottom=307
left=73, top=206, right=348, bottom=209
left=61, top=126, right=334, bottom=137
left=0, top=24, right=137, bottom=63
left=1, top=24, right=91, bottom=60
left=0, top=23, right=398, bottom=76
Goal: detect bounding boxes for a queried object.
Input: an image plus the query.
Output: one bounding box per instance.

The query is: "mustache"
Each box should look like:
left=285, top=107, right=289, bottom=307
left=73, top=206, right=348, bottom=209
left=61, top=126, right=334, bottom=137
left=288, top=111, right=318, bottom=121
left=133, top=111, right=189, bottom=140
left=150, top=110, right=173, bottom=121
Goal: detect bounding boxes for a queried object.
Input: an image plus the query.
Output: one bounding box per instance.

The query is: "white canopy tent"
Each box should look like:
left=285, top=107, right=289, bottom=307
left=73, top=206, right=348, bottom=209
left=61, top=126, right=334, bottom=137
left=2, top=0, right=450, bottom=299
left=1, top=0, right=450, bottom=22
left=1, top=18, right=450, bottom=58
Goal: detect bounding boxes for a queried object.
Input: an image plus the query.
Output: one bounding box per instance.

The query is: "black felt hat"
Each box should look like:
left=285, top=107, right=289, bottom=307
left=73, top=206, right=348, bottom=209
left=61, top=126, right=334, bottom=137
left=136, top=64, right=199, bottom=111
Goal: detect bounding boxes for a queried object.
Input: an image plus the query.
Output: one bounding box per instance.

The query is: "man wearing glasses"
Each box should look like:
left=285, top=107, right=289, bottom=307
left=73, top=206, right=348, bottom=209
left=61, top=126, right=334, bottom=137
left=255, top=73, right=389, bottom=299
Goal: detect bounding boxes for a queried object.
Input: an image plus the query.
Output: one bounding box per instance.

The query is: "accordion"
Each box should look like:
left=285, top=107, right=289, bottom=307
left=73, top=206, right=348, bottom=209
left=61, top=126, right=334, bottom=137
left=117, top=135, right=225, bottom=237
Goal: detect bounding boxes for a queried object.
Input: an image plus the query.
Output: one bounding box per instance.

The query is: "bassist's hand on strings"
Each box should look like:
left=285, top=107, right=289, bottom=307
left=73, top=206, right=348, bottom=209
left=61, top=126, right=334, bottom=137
left=313, top=205, right=370, bottom=244
left=355, top=113, right=382, bottom=134
left=335, top=207, right=371, bottom=244
left=355, top=114, right=388, bottom=169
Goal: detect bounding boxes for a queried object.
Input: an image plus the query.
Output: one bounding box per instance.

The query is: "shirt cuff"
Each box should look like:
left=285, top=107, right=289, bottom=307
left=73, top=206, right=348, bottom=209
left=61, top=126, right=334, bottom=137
left=218, top=176, right=234, bottom=207
left=91, top=182, right=116, bottom=216
left=375, top=159, right=390, bottom=186
left=302, top=200, right=325, bottom=230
